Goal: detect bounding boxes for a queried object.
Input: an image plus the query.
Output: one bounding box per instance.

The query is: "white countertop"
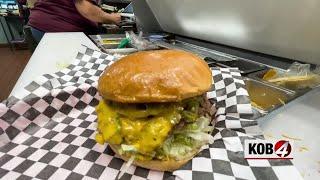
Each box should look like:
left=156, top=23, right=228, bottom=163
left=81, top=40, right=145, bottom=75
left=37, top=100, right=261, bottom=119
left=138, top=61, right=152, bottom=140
left=10, top=32, right=99, bottom=97
left=259, top=88, right=320, bottom=180
left=10, top=32, right=320, bottom=180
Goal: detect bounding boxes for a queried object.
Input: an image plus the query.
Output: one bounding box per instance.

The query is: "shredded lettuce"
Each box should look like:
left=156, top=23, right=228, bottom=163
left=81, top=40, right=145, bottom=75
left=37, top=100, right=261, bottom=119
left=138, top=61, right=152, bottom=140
left=157, top=116, right=214, bottom=160
left=120, top=144, right=156, bottom=161
left=118, top=116, right=214, bottom=161
left=181, top=111, right=198, bottom=122
left=121, top=144, right=137, bottom=152
left=175, top=117, right=213, bottom=134
left=181, top=96, right=201, bottom=123
left=185, top=132, right=214, bottom=144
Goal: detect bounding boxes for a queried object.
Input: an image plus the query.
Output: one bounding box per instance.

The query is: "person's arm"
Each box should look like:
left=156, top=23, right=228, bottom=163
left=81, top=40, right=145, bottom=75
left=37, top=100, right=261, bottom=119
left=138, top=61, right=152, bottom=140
left=75, top=0, right=121, bottom=25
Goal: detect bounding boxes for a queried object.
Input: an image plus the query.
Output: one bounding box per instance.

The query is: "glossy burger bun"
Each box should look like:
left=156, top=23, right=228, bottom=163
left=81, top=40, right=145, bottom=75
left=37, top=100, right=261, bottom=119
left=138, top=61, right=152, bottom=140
left=98, top=50, right=212, bottom=103
left=109, top=144, right=200, bottom=172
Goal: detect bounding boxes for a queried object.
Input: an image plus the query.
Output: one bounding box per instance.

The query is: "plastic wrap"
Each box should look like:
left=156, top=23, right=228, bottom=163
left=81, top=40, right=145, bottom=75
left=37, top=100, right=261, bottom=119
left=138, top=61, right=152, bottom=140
left=264, top=62, right=320, bottom=89
left=127, top=31, right=159, bottom=50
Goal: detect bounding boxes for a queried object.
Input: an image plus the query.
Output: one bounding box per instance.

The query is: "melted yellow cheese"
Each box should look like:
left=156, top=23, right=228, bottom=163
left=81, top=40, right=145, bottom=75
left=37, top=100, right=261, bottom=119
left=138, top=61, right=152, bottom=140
left=95, top=100, right=181, bottom=156
left=132, top=117, right=172, bottom=154
left=110, top=102, right=175, bottom=118
left=95, top=100, right=122, bottom=145
left=120, top=118, right=147, bottom=144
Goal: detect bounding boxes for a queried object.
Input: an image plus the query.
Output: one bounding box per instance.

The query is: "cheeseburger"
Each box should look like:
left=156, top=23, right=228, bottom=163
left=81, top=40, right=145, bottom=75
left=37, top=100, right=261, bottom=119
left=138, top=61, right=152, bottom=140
left=95, top=50, right=216, bottom=171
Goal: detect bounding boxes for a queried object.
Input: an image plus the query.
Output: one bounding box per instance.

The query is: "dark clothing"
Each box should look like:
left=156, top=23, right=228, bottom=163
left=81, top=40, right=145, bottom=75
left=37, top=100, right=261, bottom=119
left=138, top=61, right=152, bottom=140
left=17, top=0, right=27, bottom=5
left=28, top=0, right=98, bottom=34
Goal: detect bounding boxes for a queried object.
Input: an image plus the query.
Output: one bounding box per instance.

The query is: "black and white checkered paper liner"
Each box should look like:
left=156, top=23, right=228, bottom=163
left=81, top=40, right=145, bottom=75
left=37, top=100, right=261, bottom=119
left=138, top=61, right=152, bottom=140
left=0, top=46, right=302, bottom=180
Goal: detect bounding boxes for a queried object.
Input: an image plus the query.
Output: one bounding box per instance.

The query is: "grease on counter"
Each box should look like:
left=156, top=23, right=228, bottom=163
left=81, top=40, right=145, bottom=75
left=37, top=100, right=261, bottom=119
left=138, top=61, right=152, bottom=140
left=264, top=133, right=275, bottom=139
left=298, top=146, right=309, bottom=152
left=281, top=134, right=302, bottom=141
left=278, top=98, right=286, bottom=106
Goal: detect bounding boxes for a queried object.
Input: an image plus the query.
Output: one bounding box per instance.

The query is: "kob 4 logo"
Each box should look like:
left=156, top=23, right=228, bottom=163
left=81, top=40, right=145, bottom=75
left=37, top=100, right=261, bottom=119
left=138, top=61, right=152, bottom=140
left=244, top=140, right=293, bottom=159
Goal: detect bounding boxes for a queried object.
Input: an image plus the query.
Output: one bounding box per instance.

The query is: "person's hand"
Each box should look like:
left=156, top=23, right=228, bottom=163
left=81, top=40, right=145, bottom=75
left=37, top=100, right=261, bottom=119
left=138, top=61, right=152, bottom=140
left=109, top=13, right=121, bottom=25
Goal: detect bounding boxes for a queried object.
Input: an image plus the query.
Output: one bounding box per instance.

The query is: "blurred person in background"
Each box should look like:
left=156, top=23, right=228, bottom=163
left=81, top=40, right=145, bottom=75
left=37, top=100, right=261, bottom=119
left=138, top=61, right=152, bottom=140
left=22, top=0, right=121, bottom=42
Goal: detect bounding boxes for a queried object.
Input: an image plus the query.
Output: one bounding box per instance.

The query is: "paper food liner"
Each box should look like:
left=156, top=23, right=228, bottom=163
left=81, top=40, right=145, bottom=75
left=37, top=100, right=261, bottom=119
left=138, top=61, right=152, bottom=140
left=0, top=46, right=302, bottom=180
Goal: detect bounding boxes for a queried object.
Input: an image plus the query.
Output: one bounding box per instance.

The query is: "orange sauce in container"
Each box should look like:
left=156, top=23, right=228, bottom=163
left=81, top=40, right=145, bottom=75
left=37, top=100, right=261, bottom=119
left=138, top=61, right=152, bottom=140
left=245, top=80, right=290, bottom=111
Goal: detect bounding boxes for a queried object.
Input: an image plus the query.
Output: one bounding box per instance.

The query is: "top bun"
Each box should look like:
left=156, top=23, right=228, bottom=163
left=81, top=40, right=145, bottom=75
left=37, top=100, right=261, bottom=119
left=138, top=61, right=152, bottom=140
left=98, top=50, right=212, bottom=103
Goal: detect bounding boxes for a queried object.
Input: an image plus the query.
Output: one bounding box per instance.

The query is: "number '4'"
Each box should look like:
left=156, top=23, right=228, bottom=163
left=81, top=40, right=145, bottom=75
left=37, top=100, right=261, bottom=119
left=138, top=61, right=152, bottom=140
left=275, top=142, right=289, bottom=157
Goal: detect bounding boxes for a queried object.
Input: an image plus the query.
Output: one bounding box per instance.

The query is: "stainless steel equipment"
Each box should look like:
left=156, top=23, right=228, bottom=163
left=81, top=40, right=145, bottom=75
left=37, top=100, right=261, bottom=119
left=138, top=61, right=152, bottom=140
left=133, top=0, right=320, bottom=65
left=132, top=0, right=162, bottom=33
left=205, top=57, right=267, bottom=74
left=92, top=0, right=320, bottom=116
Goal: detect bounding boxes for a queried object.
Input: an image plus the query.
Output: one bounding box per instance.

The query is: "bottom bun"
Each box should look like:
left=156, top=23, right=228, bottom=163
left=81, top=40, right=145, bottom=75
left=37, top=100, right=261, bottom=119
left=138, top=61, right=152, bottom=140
left=109, top=144, right=200, bottom=172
